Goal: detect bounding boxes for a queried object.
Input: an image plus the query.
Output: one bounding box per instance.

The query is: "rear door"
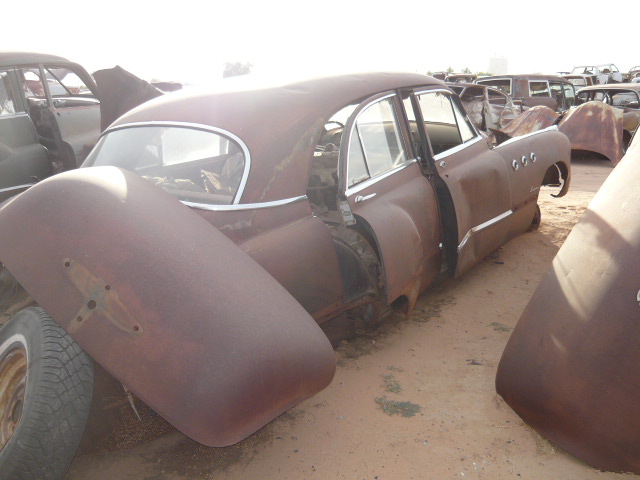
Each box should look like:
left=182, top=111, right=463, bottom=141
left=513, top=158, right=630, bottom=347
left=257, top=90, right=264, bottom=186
left=340, top=92, right=442, bottom=305
left=407, top=88, right=512, bottom=276
left=0, top=68, right=50, bottom=201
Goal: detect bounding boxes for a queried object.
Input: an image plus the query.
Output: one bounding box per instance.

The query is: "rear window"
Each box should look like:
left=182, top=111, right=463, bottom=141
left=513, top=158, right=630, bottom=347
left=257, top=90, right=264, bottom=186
left=84, top=125, right=247, bottom=205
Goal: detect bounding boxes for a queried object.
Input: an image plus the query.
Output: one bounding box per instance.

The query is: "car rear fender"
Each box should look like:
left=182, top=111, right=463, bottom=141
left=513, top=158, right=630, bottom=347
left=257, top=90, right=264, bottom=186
left=0, top=166, right=336, bottom=447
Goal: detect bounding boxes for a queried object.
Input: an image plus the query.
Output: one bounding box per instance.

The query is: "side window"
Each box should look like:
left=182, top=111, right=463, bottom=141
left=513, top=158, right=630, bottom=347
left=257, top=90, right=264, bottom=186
left=43, top=66, right=95, bottom=97
left=414, top=91, right=475, bottom=156
left=549, top=81, right=565, bottom=109
left=347, top=97, right=407, bottom=187
left=478, top=79, right=511, bottom=95
left=529, top=81, right=549, bottom=97
left=487, top=88, right=508, bottom=106
left=20, top=68, right=46, bottom=100
left=562, top=83, right=576, bottom=107
left=0, top=71, right=20, bottom=116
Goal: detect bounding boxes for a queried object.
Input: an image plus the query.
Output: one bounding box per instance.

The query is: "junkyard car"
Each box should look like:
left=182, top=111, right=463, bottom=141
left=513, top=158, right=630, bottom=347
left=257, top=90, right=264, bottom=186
left=447, top=82, right=521, bottom=131
left=496, top=131, right=640, bottom=474
left=571, top=63, right=623, bottom=84
left=576, top=83, right=640, bottom=141
left=0, top=52, right=101, bottom=201
left=476, top=74, right=576, bottom=112
left=0, top=72, right=571, bottom=480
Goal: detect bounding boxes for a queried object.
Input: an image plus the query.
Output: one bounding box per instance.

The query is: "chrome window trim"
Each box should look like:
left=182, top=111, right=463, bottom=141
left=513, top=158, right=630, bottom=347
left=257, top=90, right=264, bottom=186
left=412, top=88, right=482, bottom=158
left=102, top=121, right=251, bottom=205
left=528, top=79, right=550, bottom=97
left=346, top=93, right=412, bottom=190
left=181, top=195, right=307, bottom=212
left=345, top=158, right=417, bottom=197
left=0, top=183, right=35, bottom=194
left=458, top=210, right=513, bottom=253
left=0, top=112, right=29, bottom=119
left=495, top=125, right=558, bottom=148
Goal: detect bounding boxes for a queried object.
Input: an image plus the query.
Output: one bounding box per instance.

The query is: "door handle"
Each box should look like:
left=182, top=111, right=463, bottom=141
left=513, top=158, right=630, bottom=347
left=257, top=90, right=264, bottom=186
left=355, top=193, right=377, bottom=204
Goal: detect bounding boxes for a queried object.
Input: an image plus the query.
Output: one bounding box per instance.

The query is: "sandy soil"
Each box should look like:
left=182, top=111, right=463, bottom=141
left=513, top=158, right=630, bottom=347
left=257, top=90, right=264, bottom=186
left=66, top=158, right=637, bottom=480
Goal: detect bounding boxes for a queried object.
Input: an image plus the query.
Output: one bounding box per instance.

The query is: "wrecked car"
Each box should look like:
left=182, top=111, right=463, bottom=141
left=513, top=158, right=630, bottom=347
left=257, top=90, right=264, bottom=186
left=444, top=73, right=477, bottom=83
left=571, top=63, right=623, bottom=84
left=448, top=82, right=521, bottom=132
left=0, top=72, right=571, bottom=480
left=0, top=51, right=100, bottom=201
left=476, top=74, right=576, bottom=112
left=496, top=131, right=640, bottom=474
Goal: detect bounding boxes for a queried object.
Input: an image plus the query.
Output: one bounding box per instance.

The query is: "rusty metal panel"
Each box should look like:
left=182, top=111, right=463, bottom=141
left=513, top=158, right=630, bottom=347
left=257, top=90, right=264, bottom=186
left=0, top=167, right=336, bottom=447
left=500, top=105, right=560, bottom=138
left=558, top=101, right=625, bottom=165
left=496, top=137, right=640, bottom=473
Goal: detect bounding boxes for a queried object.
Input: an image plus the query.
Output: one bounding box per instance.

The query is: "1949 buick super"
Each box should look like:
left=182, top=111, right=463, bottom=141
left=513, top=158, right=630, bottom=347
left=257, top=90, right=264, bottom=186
left=0, top=72, right=570, bottom=480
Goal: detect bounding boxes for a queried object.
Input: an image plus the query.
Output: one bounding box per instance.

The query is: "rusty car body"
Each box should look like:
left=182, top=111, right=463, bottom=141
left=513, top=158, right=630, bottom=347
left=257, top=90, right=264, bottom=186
left=448, top=82, right=521, bottom=132
left=476, top=74, right=576, bottom=112
left=0, top=72, right=571, bottom=480
left=498, top=102, right=628, bottom=165
left=0, top=51, right=101, bottom=201
left=576, top=83, right=640, bottom=136
left=496, top=131, right=640, bottom=474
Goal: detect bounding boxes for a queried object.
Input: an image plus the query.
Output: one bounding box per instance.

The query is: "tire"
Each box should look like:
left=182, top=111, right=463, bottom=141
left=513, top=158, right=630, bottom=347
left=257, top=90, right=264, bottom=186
left=527, top=204, right=541, bottom=231
left=0, top=307, right=93, bottom=480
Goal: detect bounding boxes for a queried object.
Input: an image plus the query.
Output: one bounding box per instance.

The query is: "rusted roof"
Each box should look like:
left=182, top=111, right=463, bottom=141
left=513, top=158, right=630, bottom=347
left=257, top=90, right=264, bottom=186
left=0, top=51, right=71, bottom=66
left=577, top=83, right=640, bottom=92
left=108, top=72, right=444, bottom=204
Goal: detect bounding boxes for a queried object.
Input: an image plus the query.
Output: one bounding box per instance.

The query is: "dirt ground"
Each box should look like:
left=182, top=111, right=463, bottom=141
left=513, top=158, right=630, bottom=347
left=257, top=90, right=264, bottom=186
left=66, top=158, right=637, bottom=480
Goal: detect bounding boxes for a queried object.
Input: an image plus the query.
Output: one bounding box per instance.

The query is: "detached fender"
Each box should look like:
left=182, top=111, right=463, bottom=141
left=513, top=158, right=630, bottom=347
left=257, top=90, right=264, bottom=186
left=496, top=138, right=640, bottom=473
left=0, top=167, right=336, bottom=447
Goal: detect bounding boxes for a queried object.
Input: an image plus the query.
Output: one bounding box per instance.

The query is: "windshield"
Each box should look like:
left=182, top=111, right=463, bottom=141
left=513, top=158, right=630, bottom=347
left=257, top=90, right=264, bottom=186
left=84, top=125, right=248, bottom=205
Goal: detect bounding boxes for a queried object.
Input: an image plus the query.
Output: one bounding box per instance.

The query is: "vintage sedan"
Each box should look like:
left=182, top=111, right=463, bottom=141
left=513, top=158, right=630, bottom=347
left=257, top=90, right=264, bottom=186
left=0, top=72, right=570, bottom=480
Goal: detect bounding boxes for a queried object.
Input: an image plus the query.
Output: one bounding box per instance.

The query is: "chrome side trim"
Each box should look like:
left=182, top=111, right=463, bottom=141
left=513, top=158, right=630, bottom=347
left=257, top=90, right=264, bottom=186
left=0, top=183, right=35, bottom=194
left=496, top=125, right=558, bottom=148
left=181, top=195, right=307, bottom=212
left=345, top=158, right=417, bottom=197
left=102, top=121, right=251, bottom=205
left=457, top=210, right=513, bottom=253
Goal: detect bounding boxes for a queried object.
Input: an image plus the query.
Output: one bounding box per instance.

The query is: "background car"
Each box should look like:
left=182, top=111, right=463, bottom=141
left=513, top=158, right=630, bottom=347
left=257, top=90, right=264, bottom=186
left=0, top=51, right=101, bottom=201
left=0, top=72, right=571, bottom=480
left=476, top=74, right=576, bottom=112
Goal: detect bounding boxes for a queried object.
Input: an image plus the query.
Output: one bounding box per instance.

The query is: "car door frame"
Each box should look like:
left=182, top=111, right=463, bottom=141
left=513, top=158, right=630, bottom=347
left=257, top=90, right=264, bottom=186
left=406, top=86, right=514, bottom=277
left=337, top=90, right=443, bottom=308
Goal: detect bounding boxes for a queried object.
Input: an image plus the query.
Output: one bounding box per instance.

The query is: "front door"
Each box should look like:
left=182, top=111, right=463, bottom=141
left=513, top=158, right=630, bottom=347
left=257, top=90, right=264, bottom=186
left=407, top=88, right=512, bottom=277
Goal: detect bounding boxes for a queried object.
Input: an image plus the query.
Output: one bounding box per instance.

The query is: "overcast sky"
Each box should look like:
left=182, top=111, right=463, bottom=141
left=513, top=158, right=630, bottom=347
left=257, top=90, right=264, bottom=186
left=5, top=0, right=639, bottom=84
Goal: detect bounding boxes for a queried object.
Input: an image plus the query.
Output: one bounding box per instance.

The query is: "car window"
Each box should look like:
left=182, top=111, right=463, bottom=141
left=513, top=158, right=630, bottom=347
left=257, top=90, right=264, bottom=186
left=478, top=79, right=511, bottom=95
left=562, top=83, right=576, bottom=107
left=20, top=68, right=46, bottom=100
left=347, top=97, right=408, bottom=187
left=411, top=91, right=476, bottom=156
left=610, top=92, right=640, bottom=109
left=84, top=126, right=247, bottom=205
left=44, top=66, right=94, bottom=97
left=0, top=71, right=20, bottom=116
left=529, top=81, right=549, bottom=97
left=487, top=88, right=507, bottom=106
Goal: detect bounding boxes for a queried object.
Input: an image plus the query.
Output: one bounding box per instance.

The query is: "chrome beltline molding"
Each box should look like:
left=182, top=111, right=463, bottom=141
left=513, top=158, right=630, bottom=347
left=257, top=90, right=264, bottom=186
left=181, top=195, right=308, bottom=212
left=457, top=210, right=513, bottom=253
left=0, top=183, right=35, bottom=194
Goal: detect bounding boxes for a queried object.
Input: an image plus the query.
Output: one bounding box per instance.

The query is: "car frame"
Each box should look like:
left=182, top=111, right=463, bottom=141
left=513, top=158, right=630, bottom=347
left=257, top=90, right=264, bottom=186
left=0, top=72, right=571, bottom=480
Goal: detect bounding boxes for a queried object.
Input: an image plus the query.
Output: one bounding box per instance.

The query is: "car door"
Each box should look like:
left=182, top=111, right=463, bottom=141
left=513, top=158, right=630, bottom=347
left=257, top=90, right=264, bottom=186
left=0, top=68, right=50, bottom=201
left=41, top=63, right=101, bottom=167
left=407, top=88, right=512, bottom=277
left=339, top=92, right=442, bottom=306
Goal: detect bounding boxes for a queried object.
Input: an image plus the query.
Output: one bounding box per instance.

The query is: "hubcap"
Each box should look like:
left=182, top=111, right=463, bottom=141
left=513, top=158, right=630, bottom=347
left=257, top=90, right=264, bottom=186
left=0, top=346, right=27, bottom=451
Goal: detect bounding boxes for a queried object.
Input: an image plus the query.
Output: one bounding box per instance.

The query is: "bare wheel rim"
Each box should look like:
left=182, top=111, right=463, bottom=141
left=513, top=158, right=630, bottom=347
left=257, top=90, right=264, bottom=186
left=0, top=346, right=27, bottom=451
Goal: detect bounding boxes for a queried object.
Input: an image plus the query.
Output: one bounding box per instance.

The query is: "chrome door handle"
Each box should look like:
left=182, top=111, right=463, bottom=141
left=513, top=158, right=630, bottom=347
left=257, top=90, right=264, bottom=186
left=355, top=193, right=377, bottom=203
